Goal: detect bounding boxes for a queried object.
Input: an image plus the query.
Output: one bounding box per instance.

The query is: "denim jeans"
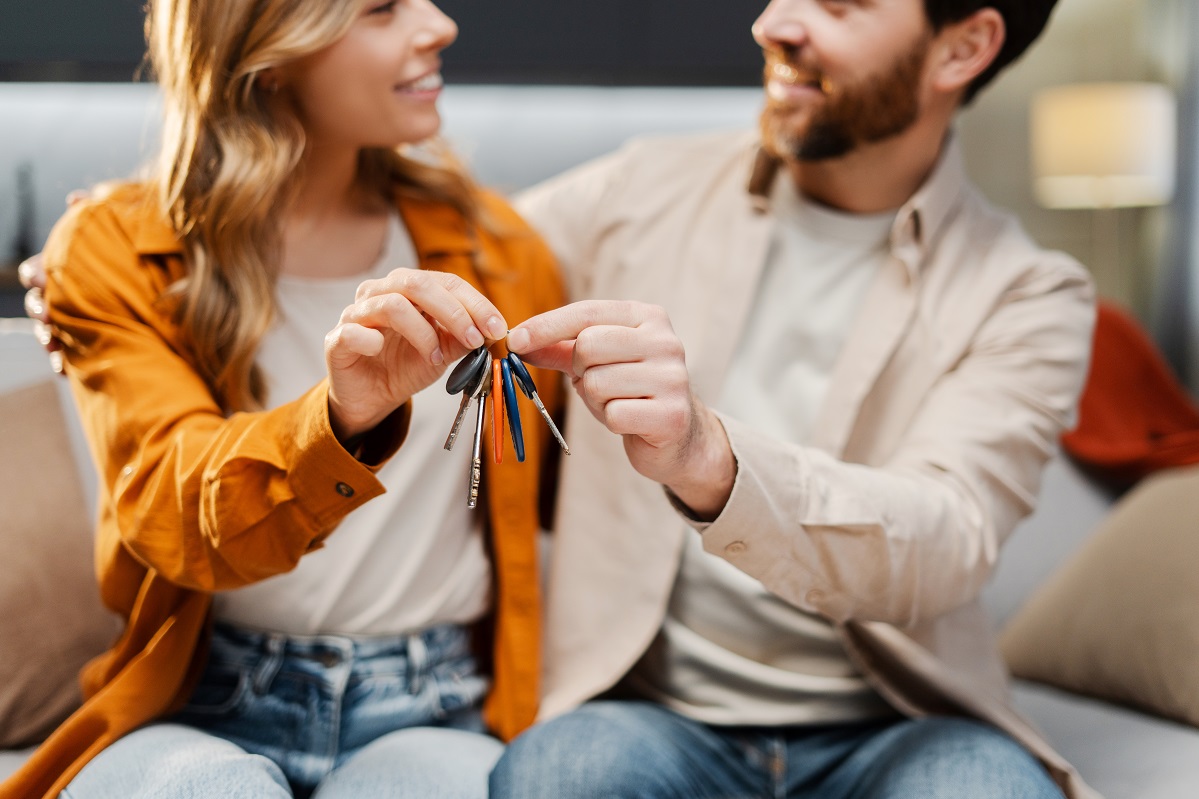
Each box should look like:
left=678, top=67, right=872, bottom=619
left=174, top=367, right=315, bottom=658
left=62, top=622, right=502, bottom=799
left=490, top=700, right=1065, bottom=799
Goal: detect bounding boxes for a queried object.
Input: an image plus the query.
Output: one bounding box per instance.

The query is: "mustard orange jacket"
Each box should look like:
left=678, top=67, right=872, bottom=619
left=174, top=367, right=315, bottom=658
left=2, top=183, right=564, bottom=799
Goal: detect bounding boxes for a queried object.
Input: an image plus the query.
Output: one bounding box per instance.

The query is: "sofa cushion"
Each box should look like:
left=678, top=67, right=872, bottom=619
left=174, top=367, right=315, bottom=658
left=1002, top=465, right=1199, bottom=729
left=1012, top=681, right=1199, bottom=799
left=0, top=378, right=119, bottom=748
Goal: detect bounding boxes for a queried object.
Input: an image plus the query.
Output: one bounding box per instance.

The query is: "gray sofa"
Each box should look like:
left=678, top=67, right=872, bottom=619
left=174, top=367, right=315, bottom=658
left=3, top=83, right=1199, bottom=797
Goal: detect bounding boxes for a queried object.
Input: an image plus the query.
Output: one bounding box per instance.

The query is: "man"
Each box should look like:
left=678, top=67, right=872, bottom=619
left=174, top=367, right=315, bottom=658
left=492, top=0, right=1096, bottom=797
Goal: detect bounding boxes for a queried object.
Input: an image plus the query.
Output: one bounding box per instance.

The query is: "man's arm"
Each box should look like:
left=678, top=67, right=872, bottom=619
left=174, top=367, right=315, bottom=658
left=512, top=259, right=1095, bottom=629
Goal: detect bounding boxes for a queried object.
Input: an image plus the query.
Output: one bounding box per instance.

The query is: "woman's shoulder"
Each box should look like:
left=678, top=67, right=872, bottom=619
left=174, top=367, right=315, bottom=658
left=46, top=181, right=178, bottom=263
left=43, top=181, right=182, bottom=313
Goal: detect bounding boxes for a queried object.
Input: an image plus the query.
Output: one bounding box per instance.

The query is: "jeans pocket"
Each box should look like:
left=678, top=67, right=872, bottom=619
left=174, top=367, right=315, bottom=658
left=181, top=662, right=251, bottom=716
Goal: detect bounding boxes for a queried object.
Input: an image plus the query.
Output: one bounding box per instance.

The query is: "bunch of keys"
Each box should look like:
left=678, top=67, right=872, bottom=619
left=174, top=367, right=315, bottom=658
left=443, top=343, right=570, bottom=509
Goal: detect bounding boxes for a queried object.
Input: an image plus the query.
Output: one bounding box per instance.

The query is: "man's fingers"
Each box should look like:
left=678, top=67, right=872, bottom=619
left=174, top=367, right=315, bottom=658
left=17, top=255, right=46, bottom=290
left=511, top=341, right=576, bottom=375
left=24, top=286, right=49, bottom=323
left=508, top=300, right=660, bottom=354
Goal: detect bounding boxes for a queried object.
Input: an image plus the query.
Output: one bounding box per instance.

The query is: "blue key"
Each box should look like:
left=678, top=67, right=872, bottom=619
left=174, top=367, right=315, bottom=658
left=506, top=352, right=569, bottom=455
left=501, top=358, right=525, bottom=462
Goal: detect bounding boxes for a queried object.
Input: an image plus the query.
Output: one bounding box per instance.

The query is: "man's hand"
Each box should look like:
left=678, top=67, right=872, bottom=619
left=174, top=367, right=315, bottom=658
left=18, top=253, right=63, bottom=374
left=18, top=190, right=90, bottom=373
left=508, top=300, right=736, bottom=520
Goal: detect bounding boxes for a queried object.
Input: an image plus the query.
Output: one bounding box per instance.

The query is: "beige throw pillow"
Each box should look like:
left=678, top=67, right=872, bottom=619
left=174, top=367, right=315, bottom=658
left=0, top=380, right=120, bottom=748
left=1001, top=464, right=1199, bottom=727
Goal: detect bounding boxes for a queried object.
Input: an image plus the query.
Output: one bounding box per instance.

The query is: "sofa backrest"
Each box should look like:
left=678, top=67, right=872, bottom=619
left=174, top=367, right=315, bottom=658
left=1, top=82, right=762, bottom=255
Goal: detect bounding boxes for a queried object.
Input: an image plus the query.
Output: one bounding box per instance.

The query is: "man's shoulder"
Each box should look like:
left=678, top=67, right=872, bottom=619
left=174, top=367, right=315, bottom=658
left=605, top=128, right=759, bottom=182
left=945, top=183, right=1089, bottom=282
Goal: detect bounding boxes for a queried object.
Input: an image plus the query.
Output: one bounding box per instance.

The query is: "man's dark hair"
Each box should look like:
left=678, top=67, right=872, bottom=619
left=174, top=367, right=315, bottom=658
left=925, top=0, right=1060, bottom=104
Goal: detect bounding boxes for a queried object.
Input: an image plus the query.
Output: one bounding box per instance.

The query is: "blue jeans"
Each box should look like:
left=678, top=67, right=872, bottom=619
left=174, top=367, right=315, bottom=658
left=490, top=700, right=1064, bottom=799
left=63, top=622, right=502, bottom=799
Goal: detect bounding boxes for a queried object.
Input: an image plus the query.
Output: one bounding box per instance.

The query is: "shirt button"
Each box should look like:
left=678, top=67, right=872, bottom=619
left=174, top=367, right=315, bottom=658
left=335, top=482, right=355, bottom=498
left=725, top=541, right=747, bottom=556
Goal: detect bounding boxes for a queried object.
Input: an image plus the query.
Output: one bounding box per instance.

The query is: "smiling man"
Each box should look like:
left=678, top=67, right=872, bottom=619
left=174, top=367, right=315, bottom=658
left=491, top=0, right=1097, bottom=797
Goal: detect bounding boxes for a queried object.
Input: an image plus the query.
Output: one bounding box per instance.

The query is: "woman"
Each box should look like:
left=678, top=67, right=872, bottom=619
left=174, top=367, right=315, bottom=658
left=1, top=0, right=564, bottom=797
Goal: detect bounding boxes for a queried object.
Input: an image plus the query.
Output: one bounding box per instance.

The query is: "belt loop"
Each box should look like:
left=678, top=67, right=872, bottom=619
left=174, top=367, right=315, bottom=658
left=252, top=632, right=285, bottom=695
left=408, top=633, right=428, bottom=695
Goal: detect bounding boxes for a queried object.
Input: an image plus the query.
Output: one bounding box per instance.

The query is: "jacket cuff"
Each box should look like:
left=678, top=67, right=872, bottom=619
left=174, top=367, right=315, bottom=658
left=284, top=382, right=412, bottom=530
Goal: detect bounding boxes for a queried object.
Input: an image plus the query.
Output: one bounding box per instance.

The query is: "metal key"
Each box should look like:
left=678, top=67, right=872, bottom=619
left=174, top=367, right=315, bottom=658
left=506, top=352, right=570, bottom=455
left=443, top=350, right=492, bottom=451
left=467, top=364, right=493, bottom=509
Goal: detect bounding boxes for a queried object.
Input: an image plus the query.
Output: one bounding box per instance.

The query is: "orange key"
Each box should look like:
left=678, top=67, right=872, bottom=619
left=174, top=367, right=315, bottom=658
left=491, top=358, right=505, bottom=463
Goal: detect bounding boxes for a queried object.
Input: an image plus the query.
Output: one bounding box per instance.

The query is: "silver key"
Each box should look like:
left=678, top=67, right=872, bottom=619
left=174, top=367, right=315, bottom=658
left=444, top=351, right=492, bottom=451
left=467, top=365, right=493, bottom=509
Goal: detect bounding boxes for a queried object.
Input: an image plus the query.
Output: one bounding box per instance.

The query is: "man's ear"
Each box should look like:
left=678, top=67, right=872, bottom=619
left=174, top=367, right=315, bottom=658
left=928, top=8, right=1005, bottom=96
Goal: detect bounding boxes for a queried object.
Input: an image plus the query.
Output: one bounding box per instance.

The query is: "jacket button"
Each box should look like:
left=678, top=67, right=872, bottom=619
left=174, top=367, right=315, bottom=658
left=725, top=541, right=747, bottom=556
left=335, top=482, right=355, bottom=498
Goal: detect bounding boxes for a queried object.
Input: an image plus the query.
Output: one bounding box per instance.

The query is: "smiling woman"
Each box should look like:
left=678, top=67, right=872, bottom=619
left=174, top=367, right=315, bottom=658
left=0, top=1, right=567, bottom=798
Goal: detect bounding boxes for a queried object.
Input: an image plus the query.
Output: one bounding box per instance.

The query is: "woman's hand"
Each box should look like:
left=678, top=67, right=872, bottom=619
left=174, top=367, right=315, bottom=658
left=324, top=269, right=508, bottom=443
left=507, top=300, right=736, bottom=519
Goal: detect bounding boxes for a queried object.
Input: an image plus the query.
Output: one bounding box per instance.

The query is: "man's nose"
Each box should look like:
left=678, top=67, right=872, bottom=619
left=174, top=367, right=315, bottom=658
left=752, top=0, right=810, bottom=51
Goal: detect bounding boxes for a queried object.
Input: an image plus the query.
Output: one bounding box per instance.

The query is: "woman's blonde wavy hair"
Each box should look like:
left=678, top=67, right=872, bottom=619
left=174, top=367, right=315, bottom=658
left=147, top=0, right=479, bottom=413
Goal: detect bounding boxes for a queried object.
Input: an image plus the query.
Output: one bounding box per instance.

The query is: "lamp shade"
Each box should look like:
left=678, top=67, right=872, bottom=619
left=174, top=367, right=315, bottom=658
left=1031, top=82, right=1176, bottom=209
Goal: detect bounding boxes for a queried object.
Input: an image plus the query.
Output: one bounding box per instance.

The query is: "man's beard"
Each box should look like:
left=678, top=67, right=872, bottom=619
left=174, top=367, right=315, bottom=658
left=759, top=38, right=929, bottom=163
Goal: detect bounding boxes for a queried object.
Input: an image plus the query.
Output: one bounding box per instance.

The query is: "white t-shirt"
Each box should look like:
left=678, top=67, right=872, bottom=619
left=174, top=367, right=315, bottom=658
left=213, top=212, right=492, bottom=636
left=629, top=177, right=900, bottom=725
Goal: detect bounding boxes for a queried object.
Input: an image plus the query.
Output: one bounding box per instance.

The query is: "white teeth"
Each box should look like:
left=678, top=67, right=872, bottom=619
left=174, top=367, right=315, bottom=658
left=402, top=72, right=443, bottom=92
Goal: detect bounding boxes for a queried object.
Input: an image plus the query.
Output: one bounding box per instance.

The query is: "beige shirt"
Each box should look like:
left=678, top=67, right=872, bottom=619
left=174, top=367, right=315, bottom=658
left=214, top=213, right=491, bottom=636
left=516, top=131, right=1099, bottom=798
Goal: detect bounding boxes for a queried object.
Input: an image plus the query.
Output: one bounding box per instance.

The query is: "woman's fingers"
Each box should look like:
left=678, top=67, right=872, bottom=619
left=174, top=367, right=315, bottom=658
left=340, top=292, right=446, bottom=365
left=325, top=322, right=385, bottom=369
left=354, top=269, right=506, bottom=354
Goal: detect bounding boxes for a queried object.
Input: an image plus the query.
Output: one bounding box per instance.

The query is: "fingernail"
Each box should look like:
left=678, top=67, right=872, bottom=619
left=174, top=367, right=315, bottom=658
left=465, top=327, right=485, bottom=348
left=507, top=328, right=529, bottom=352
left=486, top=316, right=507, bottom=341
left=431, top=348, right=444, bottom=366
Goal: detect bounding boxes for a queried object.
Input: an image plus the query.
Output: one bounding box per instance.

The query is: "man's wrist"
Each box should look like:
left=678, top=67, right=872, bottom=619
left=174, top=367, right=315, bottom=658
left=665, top=407, right=736, bottom=522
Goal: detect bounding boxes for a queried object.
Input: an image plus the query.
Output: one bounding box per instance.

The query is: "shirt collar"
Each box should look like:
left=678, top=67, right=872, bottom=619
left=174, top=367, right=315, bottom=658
left=888, top=133, right=967, bottom=279
left=746, top=132, right=968, bottom=281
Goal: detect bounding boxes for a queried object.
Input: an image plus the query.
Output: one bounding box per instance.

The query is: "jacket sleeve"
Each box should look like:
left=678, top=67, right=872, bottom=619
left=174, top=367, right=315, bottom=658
left=695, top=257, right=1096, bottom=628
left=44, top=200, right=409, bottom=593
